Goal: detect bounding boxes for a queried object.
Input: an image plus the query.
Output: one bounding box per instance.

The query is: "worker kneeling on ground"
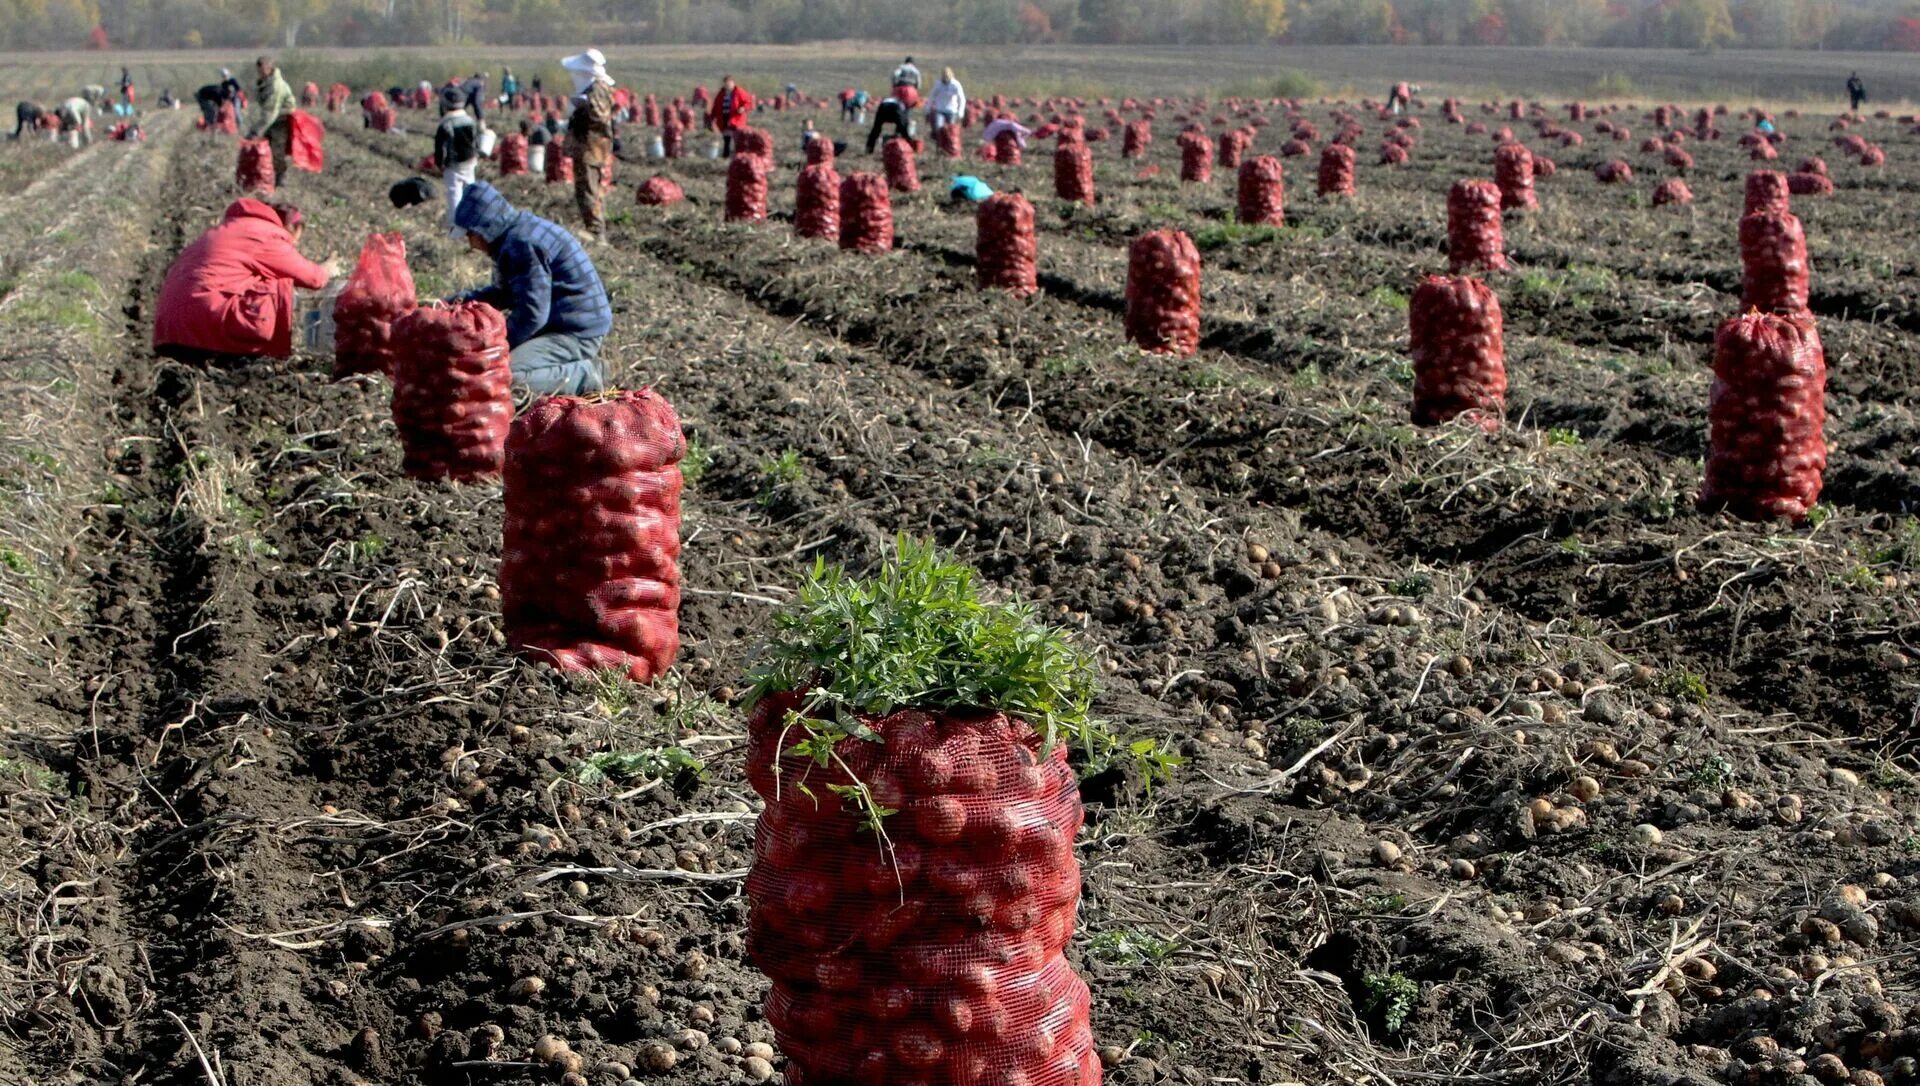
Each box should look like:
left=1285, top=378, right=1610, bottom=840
left=452, top=181, right=610, bottom=397
left=152, top=200, right=339, bottom=363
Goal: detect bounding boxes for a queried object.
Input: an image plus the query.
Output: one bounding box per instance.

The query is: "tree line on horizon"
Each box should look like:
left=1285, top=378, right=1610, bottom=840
left=8, top=0, right=1920, bottom=54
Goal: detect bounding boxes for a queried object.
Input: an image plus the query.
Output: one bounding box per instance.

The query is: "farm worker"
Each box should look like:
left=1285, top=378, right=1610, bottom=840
left=158, top=89, right=177, bottom=109
left=433, top=85, right=481, bottom=237
left=194, top=82, right=223, bottom=126
left=152, top=200, right=339, bottom=363
left=501, top=68, right=521, bottom=102
left=11, top=102, right=46, bottom=140
left=948, top=175, right=993, bottom=203
left=979, top=113, right=1031, bottom=150
left=219, top=68, right=243, bottom=104
left=708, top=75, right=754, bottom=156
left=1387, top=81, right=1413, bottom=114
left=55, top=97, right=93, bottom=147
left=247, top=55, right=299, bottom=182
left=452, top=181, right=612, bottom=397
left=891, top=56, right=922, bottom=107
left=785, top=82, right=799, bottom=102
left=525, top=118, right=550, bottom=173
left=1757, top=118, right=1776, bottom=135
left=800, top=116, right=819, bottom=151
left=839, top=87, right=857, bottom=122
left=926, top=68, right=965, bottom=134
left=865, top=96, right=914, bottom=153
left=81, top=84, right=107, bottom=109
left=1846, top=72, right=1866, bottom=112
left=563, top=48, right=617, bottom=238
left=461, top=72, right=488, bottom=123
left=851, top=88, right=870, bottom=123
left=119, top=67, right=135, bottom=107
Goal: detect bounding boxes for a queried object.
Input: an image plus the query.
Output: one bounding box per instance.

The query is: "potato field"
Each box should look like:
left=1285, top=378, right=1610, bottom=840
left=2, top=48, right=1919, bottom=1086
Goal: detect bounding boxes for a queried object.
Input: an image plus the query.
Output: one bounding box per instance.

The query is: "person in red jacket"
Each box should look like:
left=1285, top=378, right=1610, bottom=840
left=153, top=199, right=339, bottom=362
left=708, top=75, right=754, bottom=156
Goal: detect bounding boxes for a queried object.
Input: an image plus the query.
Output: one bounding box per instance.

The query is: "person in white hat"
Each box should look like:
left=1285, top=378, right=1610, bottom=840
left=562, top=48, right=615, bottom=240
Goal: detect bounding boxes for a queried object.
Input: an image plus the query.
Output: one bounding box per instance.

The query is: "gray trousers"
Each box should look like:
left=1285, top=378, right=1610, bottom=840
left=511, top=332, right=605, bottom=397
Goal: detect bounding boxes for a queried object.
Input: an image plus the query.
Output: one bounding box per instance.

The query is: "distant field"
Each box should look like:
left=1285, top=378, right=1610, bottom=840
left=1, top=43, right=1912, bottom=109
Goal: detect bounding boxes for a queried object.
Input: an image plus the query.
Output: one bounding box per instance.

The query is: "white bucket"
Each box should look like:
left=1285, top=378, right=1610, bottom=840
left=301, top=280, right=347, bottom=353
left=529, top=144, right=546, bottom=173
left=478, top=127, right=497, bottom=157
left=648, top=135, right=664, bottom=158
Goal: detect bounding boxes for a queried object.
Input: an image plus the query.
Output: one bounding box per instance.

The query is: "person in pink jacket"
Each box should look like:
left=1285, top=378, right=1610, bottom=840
left=153, top=199, right=339, bottom=361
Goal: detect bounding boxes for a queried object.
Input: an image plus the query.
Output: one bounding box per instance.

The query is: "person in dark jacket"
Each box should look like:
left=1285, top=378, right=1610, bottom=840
left=195, top=83, right=222, bottom=125
left=463, top=72, right=487, bottom=123
left=1846, top=72, right=1866, bottom=112
left=708, top=75, right=754, bottom=156
left=12, top=102, right=45, bottom=139
left=434, top=85, right=480, bottom=235
left=452, top=182, right=612, bottom=396
left=866, top=95, right=913, bottom=154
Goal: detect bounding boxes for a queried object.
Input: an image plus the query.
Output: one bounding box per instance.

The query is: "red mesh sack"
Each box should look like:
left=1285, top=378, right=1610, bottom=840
left=1379, top=143, right=1409, bottom=165
left=744, top=694, right=1098, bottom=1086
left=795, top=163, right=841, bottom=240
left=1053, top=140, right=1094, bottom=205
left=1446, top=179, right=1506, bottom=273
left=884, top=139, right=921, bottom=193
left=1558, top=130, right=1584, bottom=148
left=643, top=95, right=659, bottom=127
left=1236, top=156, right=1284, bottom=227
left=1797, top=156, right=1828, bottom=177
left=1317, top=143, right=1355, bottom=196
left=993, top=130, right=1023, bottom=167
left=1652, top=178, right=1694, bottom=206
left=1641, top=137, right=1665, bottom=154
left=1178, top=131, right=1212, bottom=183
left=1700, top=312, right=1826, bottom=522
left=1654, top=105, right=1672, bottom=128
left=1740, top=210, right=1809, bottom=315
left=1751, top=140, right=1778, bottom=162
left=327, top=83, right=350, bottom=112
left=839, top=172, right=893, bottom=253
left=662, top=121, right=684, bottom=159
left=636, top=175, right=684, bottom=206
left=1532, top=154, right=1557, bottom=177
left=806, top=138, right=836, bottom=167
left=1279, top=138, right=1310, bottom=157
left=934, top=123, right=962, bottom=158
left=1124, top=230, right=1201, bottom=356
left=1217, top=128, right=1250, bottom=168
left=1569, top=101, right=1587, bottom=121
left=501, top=390, right=685, bottom=680
left=1787, top=171, right=1834, bottom=197
left=236, top=139, right=274, bottom=193
left=1465, top=121, right=1487, bottom=135
left=546, top=144, right=575, bottom=183
left=388, top=302, right=513, bottom=482
left=726, top=153, right=770, bottom=223
left=735, top=127, right=772, bottom=159
left=288, top=111, right=324, bottom=172
left=1593, top=159, right=1631, bottom=183
left=333, top=233, right=417, bottom=379
left=1664, top=145, right=1694, bottom=172
left=1860, top=144, right=1885, bottom=167
left=496, top=132, right=529, bottom=176
left=1121, top=120, right=1150, bottom=158
left=976, top=193, right=1037, bottom=297
left=1410, top=275, right=1505, bottom=431
left=598, top=157, right=615, bottom=191
left=215, top=102, right=239, bottom=134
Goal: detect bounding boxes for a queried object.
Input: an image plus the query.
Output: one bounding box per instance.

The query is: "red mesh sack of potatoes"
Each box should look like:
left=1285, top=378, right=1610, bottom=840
left=661, top=121, right=684, bottom=159
left=643, top=95, right=659, bottom=126
left=1652, top=178, right=1693, bottom=206
left=216, top=102, right=240, bottom=134
left=1787, top=171, right=1834, bottom=197
left=1740, top=210, right=1809, bottom=315
left=1280, top=138, right=1310, bottom=157
left=1379, top=143, right=1409, bottom=165
left=1532, top=153, right=1557, bottom=177
left=1446, top=179, right=1506, bottom=273
left=1640, top=137, right=1665, bottom=154
left=1217, top=128, right=1250, bottom=168
left=745, top=693, right=1099, bottom=1086
left=976, top=193, right=1038, bottom=297
left=726, top=153, right=769, bottom=224
left=1751, top=140, right=1778, bottom=162
left=236, top=139, right=275, bottom=193
left=1178, top=131, right=1212, bottom=182
left=795, top=163, right=841, bottom=240
left=1053, top=139, right=1094, bottom=205
left=839, top=172, right=893, bottom=253
left=387, top=302, right=513, bottom=481
left=546, top=144, right=575, bottom=182
left=1124, top=230, right=1201, bottom=356
left=1664, top=145, right=1694, bottom=172
left=635, top=175, right=684, bottom=206
left=1797, top=156, right=1828, bottom=177
left=735, top=127, right=772, bottom=159
left=1594, top=159, right=1632, bottom=183
left=494, top=132, right=529, bottom=176
left=1122, top=120, right=1150, bottom=158
left=1236, top=156, right=1284, bottom=227
left=1409, top=275, right=1505, bottom=431
left=1700, top=312, right=1826, bottom=522
left=501, top=389, right=685, bottom=680
left=993, top=129, right=1023, bottom=167
left=934, top=123, right=962, bottom=158
left=1317, top=143, right=1355, bottom=196
left=1860, top=144, right=1886, bottom=167
left=806, top=137, right=836, bottom=166
left=884, top=138, right=921, bottom=193
left=333, top=232, right=417, bottom=379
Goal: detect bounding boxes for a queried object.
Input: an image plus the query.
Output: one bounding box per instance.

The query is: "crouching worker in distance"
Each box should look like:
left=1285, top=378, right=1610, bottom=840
left=153, top=199, right=339, bottom=363
left=452, top=181, right=611, bottom=397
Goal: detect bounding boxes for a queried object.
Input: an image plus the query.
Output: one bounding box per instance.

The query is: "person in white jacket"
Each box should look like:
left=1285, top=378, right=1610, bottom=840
left=926, top=68, right=965, bottom=134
